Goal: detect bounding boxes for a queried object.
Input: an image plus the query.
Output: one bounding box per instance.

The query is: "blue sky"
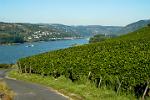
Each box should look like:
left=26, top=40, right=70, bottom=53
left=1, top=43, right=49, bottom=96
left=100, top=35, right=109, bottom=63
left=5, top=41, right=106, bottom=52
left=0, top=0, right=150, bottom=26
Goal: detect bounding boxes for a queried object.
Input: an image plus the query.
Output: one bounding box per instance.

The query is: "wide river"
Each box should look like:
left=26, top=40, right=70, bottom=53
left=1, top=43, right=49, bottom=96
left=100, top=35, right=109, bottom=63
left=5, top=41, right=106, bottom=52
left=0, top=39, right=89, bottom=64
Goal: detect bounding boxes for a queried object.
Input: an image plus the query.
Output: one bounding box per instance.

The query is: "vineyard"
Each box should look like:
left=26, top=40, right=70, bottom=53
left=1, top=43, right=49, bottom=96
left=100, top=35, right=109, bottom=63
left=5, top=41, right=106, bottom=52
left=18, top=27, right=150, bottom=98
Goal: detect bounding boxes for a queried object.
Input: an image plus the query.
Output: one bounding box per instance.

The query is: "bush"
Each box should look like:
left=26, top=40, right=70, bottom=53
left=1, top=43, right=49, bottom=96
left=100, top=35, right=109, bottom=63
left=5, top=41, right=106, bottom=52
left=89, top=34, right=108, bottom=43
left=0, top=64, right=12, bottom=69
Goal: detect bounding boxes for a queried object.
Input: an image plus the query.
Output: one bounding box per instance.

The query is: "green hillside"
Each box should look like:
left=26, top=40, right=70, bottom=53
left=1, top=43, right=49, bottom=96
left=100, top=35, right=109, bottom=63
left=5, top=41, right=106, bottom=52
left=1, top=20, right=150, bottom=44
left=18, top=27, right=150, bottom=98
left=0, top=22, right=81, bottom=44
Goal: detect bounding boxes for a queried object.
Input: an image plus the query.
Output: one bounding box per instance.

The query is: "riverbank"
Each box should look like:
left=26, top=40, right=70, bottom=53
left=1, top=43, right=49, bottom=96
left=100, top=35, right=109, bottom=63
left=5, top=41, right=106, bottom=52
left=8, top=69, right=135, bottom=100
left=0, top=43, right=23, bottom=46
left=0, top=37, right=86, bottom=46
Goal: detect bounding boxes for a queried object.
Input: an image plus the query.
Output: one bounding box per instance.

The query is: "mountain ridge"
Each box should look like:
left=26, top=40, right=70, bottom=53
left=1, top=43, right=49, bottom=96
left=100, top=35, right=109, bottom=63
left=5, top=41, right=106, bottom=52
left=0, top=19, right=150, bottom=44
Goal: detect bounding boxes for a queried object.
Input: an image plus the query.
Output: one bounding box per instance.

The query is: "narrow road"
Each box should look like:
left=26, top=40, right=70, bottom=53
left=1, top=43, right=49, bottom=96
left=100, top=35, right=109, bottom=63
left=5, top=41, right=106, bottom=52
left=0, top=70, right=68, bottom=100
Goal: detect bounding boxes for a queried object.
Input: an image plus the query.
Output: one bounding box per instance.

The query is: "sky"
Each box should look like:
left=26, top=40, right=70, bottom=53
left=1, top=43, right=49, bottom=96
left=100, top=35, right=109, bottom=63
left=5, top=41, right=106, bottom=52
left=0, top=0, right=150, bottom=26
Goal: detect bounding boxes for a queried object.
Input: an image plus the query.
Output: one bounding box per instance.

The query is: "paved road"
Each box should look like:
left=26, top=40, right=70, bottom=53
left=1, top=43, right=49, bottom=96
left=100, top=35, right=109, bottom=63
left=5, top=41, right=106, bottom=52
left=0, top=70, right=68, bottom=100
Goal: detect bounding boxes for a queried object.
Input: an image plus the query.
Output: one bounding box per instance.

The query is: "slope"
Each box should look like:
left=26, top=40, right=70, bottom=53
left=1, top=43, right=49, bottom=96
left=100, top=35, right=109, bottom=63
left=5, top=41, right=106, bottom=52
left=18, top=26, right=150, bottom=97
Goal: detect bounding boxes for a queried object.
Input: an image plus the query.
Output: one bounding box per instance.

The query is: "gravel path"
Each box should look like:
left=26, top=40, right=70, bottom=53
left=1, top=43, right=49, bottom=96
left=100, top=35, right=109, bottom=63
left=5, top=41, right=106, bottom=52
left=0, top=70, right=68, bottom=100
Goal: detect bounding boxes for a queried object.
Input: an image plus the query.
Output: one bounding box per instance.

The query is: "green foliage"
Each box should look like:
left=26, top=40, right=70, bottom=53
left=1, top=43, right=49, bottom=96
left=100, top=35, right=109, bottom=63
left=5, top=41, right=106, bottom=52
left=0, top=33, right=25, bottom=44
left=0, top=64, right=12, bottom=69
left=18, top=27, right=150, bottom=97
left=89, top=34, right=106, bottom=43
left=9, top=70, right=136, bottom=100
left=89, top=34, right=114, bottom=43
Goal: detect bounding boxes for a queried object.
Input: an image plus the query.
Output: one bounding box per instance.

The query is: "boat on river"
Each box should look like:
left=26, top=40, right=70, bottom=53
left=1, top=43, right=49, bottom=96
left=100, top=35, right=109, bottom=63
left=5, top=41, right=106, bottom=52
left=25, top=44, right=34, bottom=47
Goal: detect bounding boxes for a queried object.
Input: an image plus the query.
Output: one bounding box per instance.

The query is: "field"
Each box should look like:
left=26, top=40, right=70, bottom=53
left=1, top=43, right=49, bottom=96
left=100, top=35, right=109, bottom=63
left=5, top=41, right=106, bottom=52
left=17, top=27, right=150, bottom=99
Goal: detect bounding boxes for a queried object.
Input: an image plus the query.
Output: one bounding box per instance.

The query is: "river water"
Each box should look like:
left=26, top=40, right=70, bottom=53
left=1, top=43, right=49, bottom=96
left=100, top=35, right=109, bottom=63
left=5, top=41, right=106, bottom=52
left=0, top=39, right=89, bottom=64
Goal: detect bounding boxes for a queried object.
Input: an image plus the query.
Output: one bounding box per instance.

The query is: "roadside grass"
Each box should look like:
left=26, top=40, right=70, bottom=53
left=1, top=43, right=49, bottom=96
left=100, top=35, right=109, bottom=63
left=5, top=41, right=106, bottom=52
left=0, top=80, right=14, bottom=100
left=8, top=70, right=136, bottom=100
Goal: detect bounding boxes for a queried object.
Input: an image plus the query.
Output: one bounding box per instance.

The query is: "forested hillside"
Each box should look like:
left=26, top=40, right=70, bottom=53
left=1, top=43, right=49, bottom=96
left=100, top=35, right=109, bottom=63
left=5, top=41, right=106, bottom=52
left=0, top=22, right=122, bottom=44
left=1, top=19, right=149, bottom=44
left=119, top=19, right=150, bottom=35
left=0, top=22, right=81, bottom=44
left=18, top=26, right=150, bottom=98
left=89, top=20, right=150, bottom=43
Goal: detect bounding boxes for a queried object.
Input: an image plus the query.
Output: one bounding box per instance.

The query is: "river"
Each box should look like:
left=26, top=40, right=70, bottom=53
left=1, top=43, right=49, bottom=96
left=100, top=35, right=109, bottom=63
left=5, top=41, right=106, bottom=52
left=0, top=39, right=89, bottom=64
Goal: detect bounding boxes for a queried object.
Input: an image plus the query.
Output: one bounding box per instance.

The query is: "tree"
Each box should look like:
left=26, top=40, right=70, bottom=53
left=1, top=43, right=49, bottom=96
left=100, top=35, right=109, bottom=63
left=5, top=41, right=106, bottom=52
left=89, top=34, right=108, bottom=43
left=148, top=23, right=150, bottom=27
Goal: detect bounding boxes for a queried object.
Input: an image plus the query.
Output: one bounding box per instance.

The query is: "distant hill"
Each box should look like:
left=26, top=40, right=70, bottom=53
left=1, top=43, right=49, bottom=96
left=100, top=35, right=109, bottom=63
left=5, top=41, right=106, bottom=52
left=74, top=19, right=150, bottom=36
left=118, top=19, right=150, bottom=35
left=67, top=19, right=150, bottom=36
left=0, top=19, right=150, bottom=44
left=72, top=25, right=123, bottom=36
left=0, top=23, right=81, bottom=44
left=87, top=19, right=150, bottom=36
left=89, top=19, right=150, bottom=42
left=0, top=22, right=122, bottom=44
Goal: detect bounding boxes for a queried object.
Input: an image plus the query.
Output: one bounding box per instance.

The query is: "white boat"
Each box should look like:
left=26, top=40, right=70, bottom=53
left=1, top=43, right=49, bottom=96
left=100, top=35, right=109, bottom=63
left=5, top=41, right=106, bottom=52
left=25, top=44, right=34, bottom=47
